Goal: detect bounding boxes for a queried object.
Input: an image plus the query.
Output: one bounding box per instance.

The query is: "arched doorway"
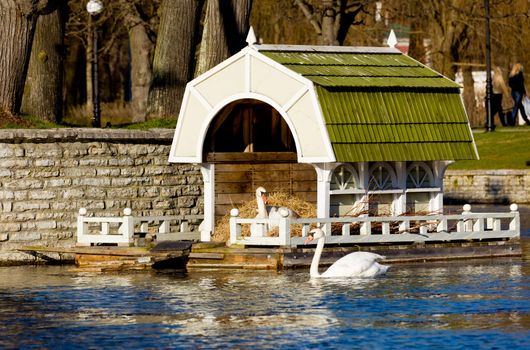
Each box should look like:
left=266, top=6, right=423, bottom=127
left=204, top=99, right=296, bottom=154
left=203, top=99, right=316, bottom=222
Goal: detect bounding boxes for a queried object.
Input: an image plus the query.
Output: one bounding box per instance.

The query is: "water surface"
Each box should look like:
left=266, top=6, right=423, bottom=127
left=1, top=205, right=529, bottom=349
left=1, top=249, right=529, bottom=349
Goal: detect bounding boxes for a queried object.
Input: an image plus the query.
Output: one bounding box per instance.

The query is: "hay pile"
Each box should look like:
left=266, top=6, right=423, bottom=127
left=212, top=191, right=317, bottom=242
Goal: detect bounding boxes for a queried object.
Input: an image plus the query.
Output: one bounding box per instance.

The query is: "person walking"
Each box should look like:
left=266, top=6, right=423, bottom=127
left=491, top=66, right=509, bottom=126
left=508, top=63, right=530, bottom=126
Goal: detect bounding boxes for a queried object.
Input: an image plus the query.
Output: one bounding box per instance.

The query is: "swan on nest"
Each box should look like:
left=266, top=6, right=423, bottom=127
left=251, top=186, right=299, bottom=236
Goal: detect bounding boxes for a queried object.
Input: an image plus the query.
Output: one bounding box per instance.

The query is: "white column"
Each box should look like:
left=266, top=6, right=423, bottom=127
left=394, top=161, right=406, bottom=215
left=357, top=162, right=369, bottom=213
left=432, top=161, right=452, bottom=213
left=199, top=163, right=215, bottom=242
left=311, top=163, right=334, bottom=218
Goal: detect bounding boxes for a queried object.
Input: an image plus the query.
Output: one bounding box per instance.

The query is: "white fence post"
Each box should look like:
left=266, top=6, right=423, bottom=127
left=229, top=208, right=241, bottom=244
left=279, top=215, right=290, bottom=246
left=509, top=204, right=520, bottom=232
left=76, top=208, right=89, bottom=246
left=118, top=208, right=134, bottom=246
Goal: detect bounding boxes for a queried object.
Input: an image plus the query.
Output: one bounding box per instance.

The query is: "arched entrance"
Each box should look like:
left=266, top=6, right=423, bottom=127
left=203, top=99, right=317, bottom=223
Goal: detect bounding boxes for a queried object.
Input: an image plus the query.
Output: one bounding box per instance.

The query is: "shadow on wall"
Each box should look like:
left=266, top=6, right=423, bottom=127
left=445, top=177, right=510, bottom=205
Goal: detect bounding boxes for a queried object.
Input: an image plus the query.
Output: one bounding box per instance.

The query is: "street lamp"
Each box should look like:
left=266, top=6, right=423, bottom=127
left=86, top=0, right=103, bottom=128
left=484, top=0, right=494, bottom=132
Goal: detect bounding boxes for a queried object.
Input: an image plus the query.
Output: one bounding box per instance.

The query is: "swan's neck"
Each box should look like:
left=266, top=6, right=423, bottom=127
left=256, top=196, right=268, bottom=218
left=310, top=236, right=325, bottom=278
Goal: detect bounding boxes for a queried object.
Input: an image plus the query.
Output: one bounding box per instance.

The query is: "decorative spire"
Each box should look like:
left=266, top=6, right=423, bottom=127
left=246, top=26, right=257, bottom=47
left=386, top=29, right=397, bottom=47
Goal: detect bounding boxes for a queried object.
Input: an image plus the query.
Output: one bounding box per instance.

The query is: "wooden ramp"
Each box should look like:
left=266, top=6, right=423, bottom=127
left=19, top=244, right=192, bottom=272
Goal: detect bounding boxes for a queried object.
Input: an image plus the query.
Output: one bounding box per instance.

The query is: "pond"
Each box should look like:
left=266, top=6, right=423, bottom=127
left=1, top=250, right=529, bottom=348
left=0, top=205, right=528, bottom=349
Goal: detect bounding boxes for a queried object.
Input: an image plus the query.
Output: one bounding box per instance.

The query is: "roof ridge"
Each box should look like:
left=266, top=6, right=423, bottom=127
left=255, top=44, right=400, bottom=54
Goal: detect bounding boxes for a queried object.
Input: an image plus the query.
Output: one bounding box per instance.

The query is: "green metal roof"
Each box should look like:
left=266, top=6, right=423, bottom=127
left=259, top=46, right=477, bottom=162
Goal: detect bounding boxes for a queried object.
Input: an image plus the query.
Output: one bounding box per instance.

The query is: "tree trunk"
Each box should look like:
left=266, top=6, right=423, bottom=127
left=320, top=0, right=338, bottom=45
left=0, top=1, right=38, bottom=118
left=21, top=3, right=66, bottom=122
left=462, top=66, right=478, bottom=127
left=195, top=0, right=253, bottom=76
left=147, top=0, right=202, bottom=120
left=120, top=0, right=154, bottom=123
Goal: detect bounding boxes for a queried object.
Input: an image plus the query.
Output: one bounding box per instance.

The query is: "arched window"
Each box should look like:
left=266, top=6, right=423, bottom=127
left=406, top=162, right=434, bottom=188
left=367, top=163, right=398, bottom=216
left=329, top=164, right=363, bottom=217
left=330, top=164, right=359, bottom=191
left=368, top=163, right=396, bottom=190
left=405, top=162, right=437, bottom=214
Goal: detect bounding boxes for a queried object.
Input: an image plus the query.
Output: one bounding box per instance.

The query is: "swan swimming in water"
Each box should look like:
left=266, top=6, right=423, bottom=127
left=305, top=228, right=389, bottom=278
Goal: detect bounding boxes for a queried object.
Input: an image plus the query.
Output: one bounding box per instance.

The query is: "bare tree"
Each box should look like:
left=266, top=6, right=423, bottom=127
left=423, top=0, right=480, bottom=79
left=196, top=0, right=253, bottom=75
left=147, top=0, right=203, bottom=120
left=0, top=0, right=59, bottom=119
left=120, top=0, right=155, bottom=122
left=22, top=2, right=67, bottom=122
left=294, top=0, right=371, bottom=45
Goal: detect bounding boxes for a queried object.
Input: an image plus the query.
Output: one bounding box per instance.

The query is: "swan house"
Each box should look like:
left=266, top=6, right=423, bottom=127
left=76, top=41, right=521, bottom=264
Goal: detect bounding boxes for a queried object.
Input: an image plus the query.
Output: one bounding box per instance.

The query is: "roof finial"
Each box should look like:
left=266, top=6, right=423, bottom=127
left=387, top=29, right=397, bottom=47
left=246, top=26, right=257, bottom=47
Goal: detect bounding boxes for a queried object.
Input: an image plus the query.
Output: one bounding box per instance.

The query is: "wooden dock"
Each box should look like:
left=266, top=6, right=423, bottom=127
left=19, top=242, right=192, bottom=272
left=20, top=238, right=521, bottom=272
left=188, top=239, right=522, bottom=270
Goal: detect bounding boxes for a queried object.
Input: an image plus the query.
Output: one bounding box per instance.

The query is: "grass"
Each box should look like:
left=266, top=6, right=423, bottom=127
left=449, top=126, right=530, bottom=170
left=125, top=118, right=176, bottom=129
left=0, top=113, right=64, bottom=129
left=2, top=111, right=528, bottom=170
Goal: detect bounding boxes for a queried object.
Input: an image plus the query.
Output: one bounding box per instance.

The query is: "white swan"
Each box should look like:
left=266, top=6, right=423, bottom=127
left=251, top=187, right=299, bottom=236
left=255, top=186, right=299, bottom=222
left=305, top=228, right=389, bottom=278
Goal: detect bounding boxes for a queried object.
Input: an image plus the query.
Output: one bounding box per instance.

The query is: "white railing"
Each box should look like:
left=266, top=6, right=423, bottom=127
left=76, top=208, right=203, bottom=246
left=229, top=204, right=521, bottom=247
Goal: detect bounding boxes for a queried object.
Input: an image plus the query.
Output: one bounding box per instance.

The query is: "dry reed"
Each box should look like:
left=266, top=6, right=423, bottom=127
left=212, top=191, right=317, bottom=242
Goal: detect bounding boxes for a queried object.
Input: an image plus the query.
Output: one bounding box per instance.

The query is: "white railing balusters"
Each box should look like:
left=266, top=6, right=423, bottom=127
left=76, top=207, right=203, bottom=246
left=228, top=203, right=521, bottom=247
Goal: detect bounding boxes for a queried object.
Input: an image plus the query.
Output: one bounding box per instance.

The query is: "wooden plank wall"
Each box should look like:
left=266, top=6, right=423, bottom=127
left=214, top=163, right=317, bottom=220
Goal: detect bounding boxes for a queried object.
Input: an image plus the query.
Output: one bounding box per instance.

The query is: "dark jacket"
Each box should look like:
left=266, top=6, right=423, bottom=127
left=508, top=71, right=526, bottom=94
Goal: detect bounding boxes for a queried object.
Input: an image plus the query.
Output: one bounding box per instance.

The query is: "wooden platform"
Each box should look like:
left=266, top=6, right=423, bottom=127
left=189, top=239, right=522, bottom=270
left=19, top=238, right=522, bottom=272
left=19, top=243, right=192, bottom=272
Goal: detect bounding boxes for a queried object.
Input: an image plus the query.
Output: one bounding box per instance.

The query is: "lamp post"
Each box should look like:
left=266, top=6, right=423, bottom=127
left=86, top=0, right=103, bottom=128
left=484, top=0, right=494, bottom=132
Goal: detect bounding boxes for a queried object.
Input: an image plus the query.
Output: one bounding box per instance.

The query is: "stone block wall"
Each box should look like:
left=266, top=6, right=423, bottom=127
left=0, top=129, right=202, bottom=264
left=444, top=169, right=530, bottom=204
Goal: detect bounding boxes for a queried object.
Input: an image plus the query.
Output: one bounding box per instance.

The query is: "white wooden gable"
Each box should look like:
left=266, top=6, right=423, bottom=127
left=168, top=46, right=335, bottom=164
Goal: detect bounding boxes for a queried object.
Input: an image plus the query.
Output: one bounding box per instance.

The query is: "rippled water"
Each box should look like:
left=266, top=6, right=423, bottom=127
left=1, top=241, right=529, bottom=349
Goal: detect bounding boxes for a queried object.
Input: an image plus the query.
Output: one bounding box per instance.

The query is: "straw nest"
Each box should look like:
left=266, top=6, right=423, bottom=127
left=212, top=191, right=317, bottom=242
left=211, top=192, right=441, bottom=242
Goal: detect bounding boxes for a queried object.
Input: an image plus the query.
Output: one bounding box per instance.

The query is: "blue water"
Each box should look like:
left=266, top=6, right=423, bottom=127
left=1, top=247, right=529, bottom=349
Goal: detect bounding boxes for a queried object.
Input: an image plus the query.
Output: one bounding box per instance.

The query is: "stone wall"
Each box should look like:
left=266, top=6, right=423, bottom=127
left=444, top=169, right=530, bottom=204
left=1, top=129, right=528, bottom=264
left=0, top=129, right=202, bottom=264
